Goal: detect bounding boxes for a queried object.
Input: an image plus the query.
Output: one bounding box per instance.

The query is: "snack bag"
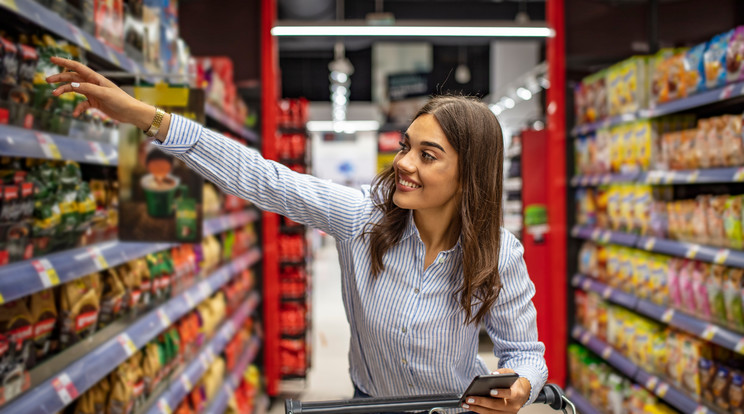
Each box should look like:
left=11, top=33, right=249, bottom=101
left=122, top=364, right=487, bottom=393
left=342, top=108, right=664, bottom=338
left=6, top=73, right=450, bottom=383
left=725, top=268, right=744, bottom=330
left=696, top=118, right=713, bottom=168
left=730, top=371, right=744, bottom=413
left=634, top=121, right=652, bottom=171
left=682, top=337, right=704, bottom=397
left=108, top=365, right=134, bottom=414
left=59, top=276, right=100, bottom=349
left=722, top=115, right=744, bottom=167
left=693, top=196, right=711, bottom=245
left=609, top=126, right=623, bottom=173
left=0, top=298, right=35, bottom=370
left=693, top=262, right=713, bottom=320
left=29, top=289, right=56, bottom=358
left=708, top=195, right=729, bottom=247
left=700, top=357, right=717, bottom=402
left=727, top=26, right=744, bottom=82
left=98, top=268, right=126, bottom=328
left=726, top=195, right=744, bottom=249
left=679, top=260, right=698, bottom=313
left=685, top=42, right=707, bottom=96
left=706, top=30, right=732, bottom=89
left=713, top=365, right=732, bottom=410
left=710, top=265, right=729, bottom=324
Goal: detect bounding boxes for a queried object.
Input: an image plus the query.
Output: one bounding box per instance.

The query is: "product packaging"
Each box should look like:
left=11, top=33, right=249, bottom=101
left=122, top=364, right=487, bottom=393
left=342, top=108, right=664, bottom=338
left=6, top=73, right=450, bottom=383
left=705, top=30, right=732, bottom=89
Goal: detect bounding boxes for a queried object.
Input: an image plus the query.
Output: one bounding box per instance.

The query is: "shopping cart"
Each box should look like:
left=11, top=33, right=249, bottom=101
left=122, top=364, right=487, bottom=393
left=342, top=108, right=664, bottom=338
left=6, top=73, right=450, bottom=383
left=285, top=383, right=576, bottom=414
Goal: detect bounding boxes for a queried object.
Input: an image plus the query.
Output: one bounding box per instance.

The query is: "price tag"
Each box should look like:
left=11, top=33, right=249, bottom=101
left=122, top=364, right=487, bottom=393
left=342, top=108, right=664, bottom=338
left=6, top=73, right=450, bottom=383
left=224, top=382, right=235, bottom=398
left=157, top=398, right=172, bottom=414
left=581, top=279, right=592, bottom=290
left=180, top=375, right=192, bottom=391
left=106, top=48, right=121, bottom=67
left=36, top=133, right=61, bottom=160
left=656, top=382, right=669, bottom=398
left=662, top=309, right=675, bottom=323
left=117, top=333, right=137, bottom=356
left=601, top=175, right=611, bottom=185
left=685, top=244, right=700, bottom=259
left=89, top=142, right=109, bottom=165
left=721, top=84, right=737, bottom=100
left=156, top=309, right=171, bottom=328
left=32, top=259, right=60, bottom=288
left=0, top=0, right=18, bottom=11
left=199, top=353, right=210, bottom=369
left=600, top=231, right=611, bottom=244
left=591, top=228, right=602, bottom=241
left=601, top=346, right=613, bottom=359
left=702, top=325, right=719, bottom=340
left=184, top=291, right=195, bottom=308
left=644, top=237, right=656, bottom=251
left=715, top=249, right=730, bottom=265
left=735, top=338, right=744, bottom=354
left=52, top=373, right=79, bottom=405
left=572, top=326, right=582, bottom=338
left=735, top=168, right=744, bottom=182
left=0, top=292, right=4, bottom=305
left=693, top=406, right=709, bottom=414
left=663, top=171, right=676, bottom=184
left=199, top=281, right=211, bottom=298
left=645, top=376, right=659, bottom=390
left=206, top=346, right=216, bottom=363
left=68, top=24, right=91, bottom=51
left=572, top=274, right=582, bottom=286
left=580, top=331, right=591, bottom=344
left=87, top=247, right=109, bottom=270
left=688, top=170, right=700, bottom=183
left=602, top=286, right=613, bottom=299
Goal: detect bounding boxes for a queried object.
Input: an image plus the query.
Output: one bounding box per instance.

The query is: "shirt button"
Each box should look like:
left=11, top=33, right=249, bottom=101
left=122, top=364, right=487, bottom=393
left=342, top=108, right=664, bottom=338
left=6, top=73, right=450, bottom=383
left=438, top=257, right=445, bottom=264
left=401, top=327, right=407, bottom=334
left=408, top=383, right=413, bottom=388
left=402, top=359, right=407, bottom=365
left=414, top=288, right=420, bottom=294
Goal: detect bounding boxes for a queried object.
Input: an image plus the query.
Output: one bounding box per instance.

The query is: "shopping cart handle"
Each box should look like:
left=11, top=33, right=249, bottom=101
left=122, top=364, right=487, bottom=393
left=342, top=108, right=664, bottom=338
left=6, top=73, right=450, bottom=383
left=285, top=383, right=573, bottom=413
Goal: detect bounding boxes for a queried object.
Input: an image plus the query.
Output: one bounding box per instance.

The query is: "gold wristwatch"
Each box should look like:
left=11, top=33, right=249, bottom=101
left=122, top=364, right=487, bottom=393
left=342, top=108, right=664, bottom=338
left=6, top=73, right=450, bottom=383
left=144, top=108, right=165, bottom=137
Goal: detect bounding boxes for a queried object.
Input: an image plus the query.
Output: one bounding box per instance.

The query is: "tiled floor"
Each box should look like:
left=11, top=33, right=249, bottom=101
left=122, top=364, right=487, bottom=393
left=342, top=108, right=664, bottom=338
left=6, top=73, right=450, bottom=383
left=268, top=238, right=558, bottom=414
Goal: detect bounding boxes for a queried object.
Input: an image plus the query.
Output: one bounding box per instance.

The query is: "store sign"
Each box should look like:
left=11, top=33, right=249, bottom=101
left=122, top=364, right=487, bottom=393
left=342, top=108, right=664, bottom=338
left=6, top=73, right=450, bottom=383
left=119, top=86, right=204, bottom=243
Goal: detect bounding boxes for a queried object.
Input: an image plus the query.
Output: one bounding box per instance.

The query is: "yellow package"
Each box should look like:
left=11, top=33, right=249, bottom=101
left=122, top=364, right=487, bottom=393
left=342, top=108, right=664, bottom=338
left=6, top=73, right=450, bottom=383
left=606, top=245, right=620, bottom=282
left=620, top=185, right=635, bottom=232
left=607, top=185, right=621, bottom=231
left=607, top=63, right=623, bottom=117
left=634, top=120, right=653, bottom=171
left=610, top=126, right=624, bottom=173
left=620, top=124, right=636, bottom=173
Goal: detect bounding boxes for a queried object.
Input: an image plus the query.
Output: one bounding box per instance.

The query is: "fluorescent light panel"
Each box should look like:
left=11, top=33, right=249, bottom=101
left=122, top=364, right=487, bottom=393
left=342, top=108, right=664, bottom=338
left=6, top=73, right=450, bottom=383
left=272, top=26, right=552, bottom=38
left=307, top=120, right=381, bottom=132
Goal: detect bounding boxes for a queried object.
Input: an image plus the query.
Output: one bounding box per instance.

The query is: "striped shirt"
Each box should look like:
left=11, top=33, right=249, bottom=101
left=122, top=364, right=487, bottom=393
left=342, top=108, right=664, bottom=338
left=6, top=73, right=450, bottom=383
left=155, top=115, right=548, bottom=405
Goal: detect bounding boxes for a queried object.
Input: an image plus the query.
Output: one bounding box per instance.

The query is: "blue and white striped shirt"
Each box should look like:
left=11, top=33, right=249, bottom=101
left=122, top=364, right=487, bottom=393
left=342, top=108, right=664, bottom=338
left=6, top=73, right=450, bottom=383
left=156, top=115, right=548, bottom=405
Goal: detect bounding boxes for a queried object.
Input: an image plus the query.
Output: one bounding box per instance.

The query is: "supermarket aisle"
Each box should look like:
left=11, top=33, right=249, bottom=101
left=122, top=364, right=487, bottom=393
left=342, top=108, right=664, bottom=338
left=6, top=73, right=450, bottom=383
left=270, top=237, right=552, bottom=413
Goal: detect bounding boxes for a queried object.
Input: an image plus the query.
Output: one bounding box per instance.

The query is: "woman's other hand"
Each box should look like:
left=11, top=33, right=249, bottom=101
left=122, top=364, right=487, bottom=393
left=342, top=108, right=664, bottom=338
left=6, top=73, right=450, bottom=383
left=461, top=369, right=531, bottom=413
left=46, top=57, right=156, bottom=131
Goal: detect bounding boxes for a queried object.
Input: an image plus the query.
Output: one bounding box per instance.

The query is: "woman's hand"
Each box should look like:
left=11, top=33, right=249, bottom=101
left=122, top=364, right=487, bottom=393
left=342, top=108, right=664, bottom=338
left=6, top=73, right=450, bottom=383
left=462, top=369, right=531, bottom=413
left=46, top=57, right=156, bottom=131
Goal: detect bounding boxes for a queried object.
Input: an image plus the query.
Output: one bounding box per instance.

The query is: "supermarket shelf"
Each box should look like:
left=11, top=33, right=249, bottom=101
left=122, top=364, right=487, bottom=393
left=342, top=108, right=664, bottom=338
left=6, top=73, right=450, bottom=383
left=571, top=325, right=713, bottom=414
left=0, top=124, right=117, bottom=165
left=148, top=298, right=261, bottom=414
left=570, top=225, right=638, bottom=247
left=202, top=336, right=262, bottom=414
left=205, top=104, right=259, bottom=145
left=571, top=225, right=744, bottom=268
left=0, top=249, right=261, bottom=414
left=564, top=387, right=601, bottom=414
left=571, top=113, right=639, bottom=136
left=204, top=209, right=260, bottom=236
left=641, top=168, right=744, bottom=185
left=570, top=171, right=641, bottom=186
left=573, top=274, right=744, bottom=356
left=640, top=81, right=744, bottom=119
left=0, top=211, right=258, bottom=305
left=504, top=177, right=522, bottom=192
left=0, top=0, right=149, bottom=76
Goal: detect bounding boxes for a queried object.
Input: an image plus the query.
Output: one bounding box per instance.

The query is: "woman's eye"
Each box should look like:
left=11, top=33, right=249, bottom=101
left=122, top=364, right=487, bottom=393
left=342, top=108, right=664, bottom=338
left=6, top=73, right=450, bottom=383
left=422, top=152, right=436, bottom=161
left=398, top=141, right=409, bottom=151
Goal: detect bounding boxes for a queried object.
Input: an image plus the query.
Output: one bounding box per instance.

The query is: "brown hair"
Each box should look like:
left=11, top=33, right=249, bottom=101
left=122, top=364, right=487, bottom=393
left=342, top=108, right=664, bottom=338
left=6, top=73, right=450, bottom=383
left=367, top=95, right=504, bottom=325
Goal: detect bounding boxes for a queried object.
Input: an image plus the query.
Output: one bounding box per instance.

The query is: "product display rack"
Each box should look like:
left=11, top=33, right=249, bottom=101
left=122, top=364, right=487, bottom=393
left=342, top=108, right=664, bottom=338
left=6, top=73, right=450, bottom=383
left=503, top=136, right=522, bottom=239
left=564, top=387, right=601, bottom=414
left=571, top=325, right=717, bottom=414
left=202, top=335, right=262, bottom=414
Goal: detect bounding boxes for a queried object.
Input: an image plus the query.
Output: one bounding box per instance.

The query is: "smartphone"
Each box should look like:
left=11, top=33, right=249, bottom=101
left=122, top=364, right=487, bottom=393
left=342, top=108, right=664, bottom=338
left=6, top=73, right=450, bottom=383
left=459, top=373, right=520, bottom=404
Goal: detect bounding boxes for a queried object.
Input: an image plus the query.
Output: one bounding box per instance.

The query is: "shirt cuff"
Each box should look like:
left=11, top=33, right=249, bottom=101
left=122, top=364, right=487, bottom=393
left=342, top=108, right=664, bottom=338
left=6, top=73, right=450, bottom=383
left=151, top=114, right=204, bottom=154
left=511, top=365, right=545, bottom=406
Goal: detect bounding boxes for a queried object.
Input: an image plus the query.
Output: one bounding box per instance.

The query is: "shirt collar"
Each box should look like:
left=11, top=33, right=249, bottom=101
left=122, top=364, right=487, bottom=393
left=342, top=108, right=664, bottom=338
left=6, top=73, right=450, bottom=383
left=402, top=210, right=463, bottom=254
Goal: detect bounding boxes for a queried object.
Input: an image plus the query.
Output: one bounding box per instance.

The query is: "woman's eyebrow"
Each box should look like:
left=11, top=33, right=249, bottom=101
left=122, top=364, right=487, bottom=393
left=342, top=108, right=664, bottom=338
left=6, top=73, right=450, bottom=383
left=403, top=132, right=446, bottom=153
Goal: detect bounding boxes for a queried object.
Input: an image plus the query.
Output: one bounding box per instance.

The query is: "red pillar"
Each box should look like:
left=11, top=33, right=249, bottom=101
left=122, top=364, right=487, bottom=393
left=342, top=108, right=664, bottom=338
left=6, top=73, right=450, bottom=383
left=546, top=0, right=568, bottom=386
left=261, top=0, right=281, bottom=397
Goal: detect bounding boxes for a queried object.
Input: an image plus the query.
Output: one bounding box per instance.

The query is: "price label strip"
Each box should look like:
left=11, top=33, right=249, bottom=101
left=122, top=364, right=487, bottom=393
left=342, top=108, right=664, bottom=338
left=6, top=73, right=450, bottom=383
left=0, top=291, right=4, bottom=305
left=693, top=406, right=709, bottom=414
left=157, top=398, right=172, bottom=414
left=661, top=309, right=675, bottom=323
left=715, top=249, right=730, bottom=265
left=36, top=133, right=62, bottom=160
left=702, top=325, right=719, bottom=341
left=580, top=332, right=591, bottom=345
left=199, top=353, right=211, bottom=369
left=52, top=373, right=79, bottom=405
left=600, top=231, right=611, bottom=244
left=180, top=375, right=193, bottom=392
left=721, top=84, right=737, bottom=100
left=601, top=346, right=613, bottom=359
left=89, top=142, right=109, bottom=165
left=0, top=0, right=18, bottom=11
left=581, top=279, right=592, bottom=291
left=656, top=382, right=669, bottom=398
left=687, top=170, right=700, bottom=183
left=685, top=244, right=700, bottom=259
left=87, top=247, right=109, bottom=270
left=68, top=24, right=91, bottom=51
left=184, top=291, right=196, bottom=308
left=571, top=227, right=580, bottom=237
left=602, top=286, right=613, bottom=299
left=644, top=237, right=656, bottom=251
left=591, top=228, right=602, bottom=241
left=645, top=376, right=659, bottom=390
left=106, top=48, right=121, bottom=67
left=117, top=333, right=137, bottom=356
left=157, top=308, right=171, bottom=328
left=735, top=338, right=744, bottom=354
left=32, top=258, right=60, bottom=288
left=735, top=167, right=744, bottom=182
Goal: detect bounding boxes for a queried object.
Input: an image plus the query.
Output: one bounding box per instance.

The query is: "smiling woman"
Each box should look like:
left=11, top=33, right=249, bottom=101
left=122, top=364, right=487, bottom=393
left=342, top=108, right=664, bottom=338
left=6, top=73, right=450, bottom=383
left=45, top=58, right=546, bottom=414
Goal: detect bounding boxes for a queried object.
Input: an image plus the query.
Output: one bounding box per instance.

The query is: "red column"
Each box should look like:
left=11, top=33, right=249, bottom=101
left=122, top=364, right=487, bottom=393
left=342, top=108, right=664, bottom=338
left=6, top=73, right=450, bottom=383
left=546, top=0, right=567, bottom=386
left=261, top=0, right=281, bottom=397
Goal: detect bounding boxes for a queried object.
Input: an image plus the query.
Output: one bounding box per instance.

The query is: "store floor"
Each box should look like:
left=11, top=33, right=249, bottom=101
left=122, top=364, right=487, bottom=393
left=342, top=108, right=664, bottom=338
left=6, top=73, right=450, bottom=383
left=268, top=238, right=553, bottom=414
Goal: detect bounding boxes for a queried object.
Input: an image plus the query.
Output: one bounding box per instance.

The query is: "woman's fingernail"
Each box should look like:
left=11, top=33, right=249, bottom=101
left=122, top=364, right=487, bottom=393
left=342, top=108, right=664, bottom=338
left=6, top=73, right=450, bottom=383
left=462, top=404, right=470, bottom=409
left=71, top=82, right=80, bottom=88
left=467, top=398, right=474, bottom=404
left=490, top=389, right=499, bottom=397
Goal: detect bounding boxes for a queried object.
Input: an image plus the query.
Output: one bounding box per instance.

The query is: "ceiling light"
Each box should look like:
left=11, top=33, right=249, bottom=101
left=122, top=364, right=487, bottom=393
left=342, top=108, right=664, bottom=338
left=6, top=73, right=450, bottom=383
left=516, top=87, right=532, bottom=101
left=501, top=97, right=515, bottom=109
left=489, top=104, right=503, bottom=116
left=272, top=25, right=552, bottom=38
left=307, top=120, right=381, bottom=132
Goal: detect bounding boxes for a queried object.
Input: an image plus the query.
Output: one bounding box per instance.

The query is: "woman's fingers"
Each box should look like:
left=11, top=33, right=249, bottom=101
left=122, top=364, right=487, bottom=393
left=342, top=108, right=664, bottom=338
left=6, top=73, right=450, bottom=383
left=489, top=387, right=512, bottom=399
left=49, top=56, right=113, bottom=86
left=52, top=82, right=107, bottom=100
left=462, top=396, right=515, bottom=413
left=72, top=100, right=92, bottom=117
left=46, top=71, right=87, bottom=85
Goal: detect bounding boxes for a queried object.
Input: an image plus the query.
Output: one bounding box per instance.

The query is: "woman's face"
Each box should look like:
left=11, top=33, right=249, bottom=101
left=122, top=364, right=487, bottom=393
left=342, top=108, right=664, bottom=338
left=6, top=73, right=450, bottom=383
left=392, top=114, right=460, bottom=213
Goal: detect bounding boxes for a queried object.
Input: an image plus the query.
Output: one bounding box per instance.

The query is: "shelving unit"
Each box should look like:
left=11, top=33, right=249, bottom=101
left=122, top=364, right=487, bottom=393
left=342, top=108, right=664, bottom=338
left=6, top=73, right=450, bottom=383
left=202, top=336, right=262, bottom=414
left=571, top=326, right=715, bottom=414
left=504, top=135, right=522, bottom=239
left=205, top=103, right=260, bottom=145
left=564, top=387, right=601, bottom=414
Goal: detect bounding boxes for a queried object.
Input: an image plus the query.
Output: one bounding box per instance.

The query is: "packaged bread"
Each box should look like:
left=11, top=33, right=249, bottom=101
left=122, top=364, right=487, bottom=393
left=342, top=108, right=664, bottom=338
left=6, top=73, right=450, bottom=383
left=98, top=268, right=126, bottom=328
left=30, top=289, right=56, bottom=358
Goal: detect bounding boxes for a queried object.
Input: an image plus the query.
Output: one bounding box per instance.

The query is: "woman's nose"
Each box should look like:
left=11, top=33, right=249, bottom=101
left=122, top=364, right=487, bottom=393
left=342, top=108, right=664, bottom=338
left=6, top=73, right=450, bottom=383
left=396, top=151, right=416, bottom=173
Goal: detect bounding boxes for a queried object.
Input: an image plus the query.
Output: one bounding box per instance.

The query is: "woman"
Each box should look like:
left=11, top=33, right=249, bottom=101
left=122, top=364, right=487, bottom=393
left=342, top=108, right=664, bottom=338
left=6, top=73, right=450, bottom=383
left=47, top=57, right=547, bottom=414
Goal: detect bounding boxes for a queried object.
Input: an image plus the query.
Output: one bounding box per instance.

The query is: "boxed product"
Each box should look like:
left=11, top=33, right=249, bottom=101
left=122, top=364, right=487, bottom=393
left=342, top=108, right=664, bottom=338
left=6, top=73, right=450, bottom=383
left=94, top=0, right=125, bottom=52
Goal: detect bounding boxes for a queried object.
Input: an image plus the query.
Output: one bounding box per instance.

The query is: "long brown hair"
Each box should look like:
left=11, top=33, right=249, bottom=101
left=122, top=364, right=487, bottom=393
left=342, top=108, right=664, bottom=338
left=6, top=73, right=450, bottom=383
left=367, top=95, right=505, bottom=326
